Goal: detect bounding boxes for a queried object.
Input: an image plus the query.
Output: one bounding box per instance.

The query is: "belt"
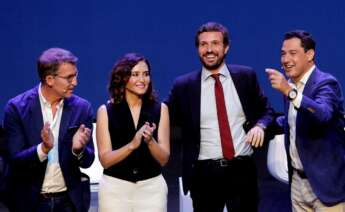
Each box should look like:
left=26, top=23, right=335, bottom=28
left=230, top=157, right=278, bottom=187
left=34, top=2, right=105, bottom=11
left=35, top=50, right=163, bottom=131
left=293, top=168, right=307, bottom=179
left=196, top=156, right=251, bottom=168
left=40, top=191, right=68, bottom=198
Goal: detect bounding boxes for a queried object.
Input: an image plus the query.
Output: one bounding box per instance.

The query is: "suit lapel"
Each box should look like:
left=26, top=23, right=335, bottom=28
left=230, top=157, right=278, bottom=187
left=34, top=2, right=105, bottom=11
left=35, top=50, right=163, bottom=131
left=286, top=67, right=318, bottom=147
left=59, top=98, right=73, bottom=146
left=28, top=87, right=44, bottom=143
left=229, top=67, right=245, bottom=105
left=295, top=68, right=318, bottom=131
left=228, top=66, right=251, bottom=119
left=302, top=68, right=318, bottom=97
left=188, top=71, right=201, bottom=135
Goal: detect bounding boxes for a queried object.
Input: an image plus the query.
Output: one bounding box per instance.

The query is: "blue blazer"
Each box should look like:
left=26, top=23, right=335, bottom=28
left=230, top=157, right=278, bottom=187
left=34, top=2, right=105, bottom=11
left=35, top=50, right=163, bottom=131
left=166, top=64, right=275, bottom=194
left=283, top=68, right=345, bottom=205
left=3, top=86, right=95, bottom=212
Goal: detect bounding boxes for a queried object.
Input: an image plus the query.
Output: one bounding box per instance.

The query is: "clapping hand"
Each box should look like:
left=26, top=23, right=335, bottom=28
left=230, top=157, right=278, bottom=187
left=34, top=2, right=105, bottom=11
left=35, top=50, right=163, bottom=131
left=72, top=124, right=91, bottom=154
left=142, top=122, right=157, bottom=144
left=40, top=122, right=54, bottom=154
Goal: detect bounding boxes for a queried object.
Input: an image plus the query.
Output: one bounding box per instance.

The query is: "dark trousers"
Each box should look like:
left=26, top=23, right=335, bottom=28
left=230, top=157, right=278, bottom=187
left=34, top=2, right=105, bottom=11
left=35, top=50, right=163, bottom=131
left=190, top=156, right=258, bottom=212
left=36, top=192, right=76, bottom=212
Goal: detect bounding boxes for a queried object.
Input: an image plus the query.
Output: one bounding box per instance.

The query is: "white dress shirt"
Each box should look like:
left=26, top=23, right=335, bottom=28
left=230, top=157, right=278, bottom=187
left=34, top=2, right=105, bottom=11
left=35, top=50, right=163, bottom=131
left=37, top=84, right=67, bottom=193
left=199, top=64, right=252, bottom=160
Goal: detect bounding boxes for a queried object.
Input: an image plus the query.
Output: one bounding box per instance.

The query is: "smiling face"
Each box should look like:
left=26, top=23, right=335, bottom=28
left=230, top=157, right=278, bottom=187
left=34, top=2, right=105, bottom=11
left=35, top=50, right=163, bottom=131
left=198, top=31, right=229, bottom=73
left=125, top=61, right=150, bottom=98
left=281, top=37, right=315, bottom=83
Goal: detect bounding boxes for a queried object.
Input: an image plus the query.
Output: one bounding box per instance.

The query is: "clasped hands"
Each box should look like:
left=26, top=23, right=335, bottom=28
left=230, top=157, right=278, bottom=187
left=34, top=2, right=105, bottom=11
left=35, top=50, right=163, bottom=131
left=40, top=122, right=91, bottom=155
left=129, top=122, right=157, bottom=150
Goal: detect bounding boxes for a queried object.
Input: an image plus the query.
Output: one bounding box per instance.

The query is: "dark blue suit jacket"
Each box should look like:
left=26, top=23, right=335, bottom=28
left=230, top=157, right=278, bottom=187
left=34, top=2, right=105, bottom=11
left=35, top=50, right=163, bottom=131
left=282, top=68, right=345, bottom=206
left=166, top=64, right=274, bottom=194
left=3, top=86, right=95, bottom=212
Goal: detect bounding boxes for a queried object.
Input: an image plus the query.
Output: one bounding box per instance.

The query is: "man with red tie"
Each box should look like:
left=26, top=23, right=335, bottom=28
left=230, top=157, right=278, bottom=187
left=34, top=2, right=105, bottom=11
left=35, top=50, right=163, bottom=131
left=165, top=22, right=275, bottom=212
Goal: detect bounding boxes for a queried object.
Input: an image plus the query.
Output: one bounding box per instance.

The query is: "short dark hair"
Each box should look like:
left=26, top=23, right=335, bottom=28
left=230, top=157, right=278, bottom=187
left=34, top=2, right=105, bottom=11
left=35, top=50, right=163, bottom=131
left=195, top=22, right=230, bottom=47
left=284, top=30, right=316, bottom=52
left=37, top=47, right=78, bottom=83
left=108, top=53, right=156, bottom=104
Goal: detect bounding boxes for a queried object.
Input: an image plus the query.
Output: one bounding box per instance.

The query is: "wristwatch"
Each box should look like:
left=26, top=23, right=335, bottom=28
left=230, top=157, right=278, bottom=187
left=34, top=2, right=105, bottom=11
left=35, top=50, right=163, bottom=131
left=288, top=88, right=298, bottom=101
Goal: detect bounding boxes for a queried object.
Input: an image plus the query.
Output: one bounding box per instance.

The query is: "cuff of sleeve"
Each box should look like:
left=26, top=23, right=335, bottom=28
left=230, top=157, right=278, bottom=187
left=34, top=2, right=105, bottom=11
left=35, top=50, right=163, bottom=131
left=37, top=143, right=48, bottom=162
left=72, top=148, right=84, bottom=160
left=255, top=122, right=267, bottom=130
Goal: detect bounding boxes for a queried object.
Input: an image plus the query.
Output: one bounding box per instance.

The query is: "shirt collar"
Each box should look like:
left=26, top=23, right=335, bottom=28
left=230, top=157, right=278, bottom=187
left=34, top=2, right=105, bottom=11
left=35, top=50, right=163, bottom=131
left=289, top=65, right=315, bottom=87
left=38, top=83, right=64, bottom=108
left=299, top=65, right=315, bottom=86
left=201, top=63, right=230, bottom=81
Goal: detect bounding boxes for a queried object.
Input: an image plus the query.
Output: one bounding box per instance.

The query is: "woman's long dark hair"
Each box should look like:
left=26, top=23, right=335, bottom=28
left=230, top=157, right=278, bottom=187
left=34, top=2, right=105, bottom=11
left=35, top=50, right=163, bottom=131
left=108, top=53, right=156, bottom=104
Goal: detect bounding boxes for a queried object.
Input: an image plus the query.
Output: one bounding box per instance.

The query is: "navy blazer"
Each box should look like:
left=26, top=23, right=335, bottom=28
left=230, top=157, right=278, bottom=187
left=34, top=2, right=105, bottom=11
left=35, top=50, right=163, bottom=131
left=282, top=68, right=345, bottom=205
left=3, top=86, right=95, bottom=212
left=166, top=64, right=274, bottom=194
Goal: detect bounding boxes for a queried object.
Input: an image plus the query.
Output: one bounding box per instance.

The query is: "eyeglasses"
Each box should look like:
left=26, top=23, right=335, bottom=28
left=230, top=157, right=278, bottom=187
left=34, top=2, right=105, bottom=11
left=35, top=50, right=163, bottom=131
left=54, top=71, right=78, bottom=83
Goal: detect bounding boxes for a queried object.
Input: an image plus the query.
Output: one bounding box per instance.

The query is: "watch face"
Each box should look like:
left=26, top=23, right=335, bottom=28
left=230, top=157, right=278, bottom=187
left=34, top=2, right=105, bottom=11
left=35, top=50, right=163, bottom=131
left=289, top=89, right=297, bottom=100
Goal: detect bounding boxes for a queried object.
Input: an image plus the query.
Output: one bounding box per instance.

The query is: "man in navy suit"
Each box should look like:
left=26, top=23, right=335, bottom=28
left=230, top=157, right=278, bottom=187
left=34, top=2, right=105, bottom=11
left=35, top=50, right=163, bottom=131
left=3, top=47, right=94, bottom=212
left=166, top=22, right=274, bottom=212
left=266, top=30, right=345, bottom=211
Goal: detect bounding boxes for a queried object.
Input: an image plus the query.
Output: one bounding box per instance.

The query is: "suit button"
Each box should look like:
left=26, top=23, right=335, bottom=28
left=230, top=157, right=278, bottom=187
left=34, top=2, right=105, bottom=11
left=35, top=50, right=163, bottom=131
left=133, top=168, right=138, bottom=175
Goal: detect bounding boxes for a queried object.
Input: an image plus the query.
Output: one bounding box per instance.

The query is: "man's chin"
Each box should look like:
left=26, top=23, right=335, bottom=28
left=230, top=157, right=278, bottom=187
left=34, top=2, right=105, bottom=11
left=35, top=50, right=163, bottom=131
left=285, top=71, right=295, bottom=79
left=64, top=91, right=74, bottom=98
left=201, top=59, right=224, bottom=71
left=203, top=63, right=222, bottom=71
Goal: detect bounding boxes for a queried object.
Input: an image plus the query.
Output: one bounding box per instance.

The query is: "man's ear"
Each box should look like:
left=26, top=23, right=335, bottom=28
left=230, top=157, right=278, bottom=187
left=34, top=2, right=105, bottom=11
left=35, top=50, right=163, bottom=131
left=306, top=49, right=315, bottom=62
left=225, top=44, right=230, bottom=54
left=45, top=75, right=55, bottom=87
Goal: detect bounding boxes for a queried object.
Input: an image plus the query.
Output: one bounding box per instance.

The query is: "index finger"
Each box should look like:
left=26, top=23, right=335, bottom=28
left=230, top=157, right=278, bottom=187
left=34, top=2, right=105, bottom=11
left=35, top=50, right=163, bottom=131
left=265, top=68, right=279, bottom=75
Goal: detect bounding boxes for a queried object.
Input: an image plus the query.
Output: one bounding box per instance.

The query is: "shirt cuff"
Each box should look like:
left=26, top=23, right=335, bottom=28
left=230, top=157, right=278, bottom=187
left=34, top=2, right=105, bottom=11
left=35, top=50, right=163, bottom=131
left=255, top=122, right=267, bottom=130
left=37, top=143, right=48, bottom=162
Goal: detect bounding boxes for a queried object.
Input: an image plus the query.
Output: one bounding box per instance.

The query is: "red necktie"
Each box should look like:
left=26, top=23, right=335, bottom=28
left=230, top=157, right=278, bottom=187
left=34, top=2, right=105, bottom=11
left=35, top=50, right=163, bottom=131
left=211, top=74, right=235, bottom=160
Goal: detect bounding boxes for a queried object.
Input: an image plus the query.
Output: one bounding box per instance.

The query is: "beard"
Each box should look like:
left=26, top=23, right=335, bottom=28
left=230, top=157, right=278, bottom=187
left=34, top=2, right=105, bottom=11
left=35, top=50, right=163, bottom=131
left=199, top=52, right=226, bottom=71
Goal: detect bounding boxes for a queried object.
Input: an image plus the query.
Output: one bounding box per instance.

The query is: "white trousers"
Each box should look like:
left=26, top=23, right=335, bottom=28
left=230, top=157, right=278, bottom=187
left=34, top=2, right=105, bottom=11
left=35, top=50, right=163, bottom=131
left=98, top=174, right=168, bottom=212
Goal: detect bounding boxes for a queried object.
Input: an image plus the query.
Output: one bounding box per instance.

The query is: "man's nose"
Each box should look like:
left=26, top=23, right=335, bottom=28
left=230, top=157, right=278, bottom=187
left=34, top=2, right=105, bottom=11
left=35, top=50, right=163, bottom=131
left=281, top=55, right=289, bottom=64
left=71, top=77, right=78, bottom=86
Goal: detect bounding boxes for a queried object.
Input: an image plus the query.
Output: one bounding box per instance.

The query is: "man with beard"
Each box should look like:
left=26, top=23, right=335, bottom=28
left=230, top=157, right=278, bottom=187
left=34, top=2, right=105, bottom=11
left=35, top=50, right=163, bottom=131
left=3, top=47, right=94, bottom=212
left=165, top=22, right=275, bottom=212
